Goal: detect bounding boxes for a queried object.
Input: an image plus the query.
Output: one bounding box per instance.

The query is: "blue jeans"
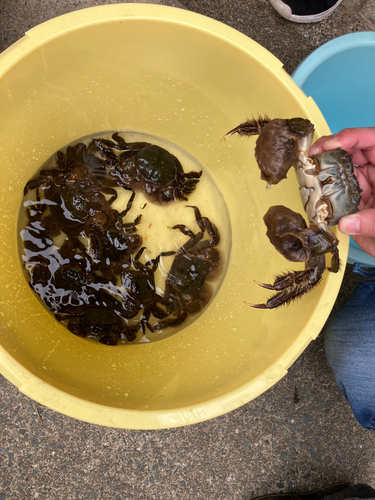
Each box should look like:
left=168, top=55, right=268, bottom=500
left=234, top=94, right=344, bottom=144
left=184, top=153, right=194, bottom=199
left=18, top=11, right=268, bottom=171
left=324, top=278, right=375, bottom=430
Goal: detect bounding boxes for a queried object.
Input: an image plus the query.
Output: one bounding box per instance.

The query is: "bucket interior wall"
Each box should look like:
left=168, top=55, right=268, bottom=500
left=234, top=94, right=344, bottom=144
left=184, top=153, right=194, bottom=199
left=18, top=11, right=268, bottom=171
left=0, top=9, right=345, bottom=422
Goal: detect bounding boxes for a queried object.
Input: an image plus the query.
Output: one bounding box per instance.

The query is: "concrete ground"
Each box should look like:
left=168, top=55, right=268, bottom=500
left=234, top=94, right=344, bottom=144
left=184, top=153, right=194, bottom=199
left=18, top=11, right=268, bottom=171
left=1, top=0, right=375, bottom=498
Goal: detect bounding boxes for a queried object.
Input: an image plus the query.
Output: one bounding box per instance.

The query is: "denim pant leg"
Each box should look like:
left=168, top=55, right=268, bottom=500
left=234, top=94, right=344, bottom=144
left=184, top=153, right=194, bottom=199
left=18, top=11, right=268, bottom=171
left=324, top=280, right=375, bottom=430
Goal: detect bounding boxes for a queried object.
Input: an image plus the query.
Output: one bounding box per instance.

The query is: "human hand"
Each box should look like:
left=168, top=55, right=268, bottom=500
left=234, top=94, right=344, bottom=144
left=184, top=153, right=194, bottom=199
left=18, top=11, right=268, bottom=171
left=309, top=127, right=375, bottom=258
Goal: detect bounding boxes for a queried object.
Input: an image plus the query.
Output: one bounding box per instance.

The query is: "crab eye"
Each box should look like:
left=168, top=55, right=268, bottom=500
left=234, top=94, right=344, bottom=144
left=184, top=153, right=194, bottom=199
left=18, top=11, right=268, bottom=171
left=137, top=145, right=176, bottom=184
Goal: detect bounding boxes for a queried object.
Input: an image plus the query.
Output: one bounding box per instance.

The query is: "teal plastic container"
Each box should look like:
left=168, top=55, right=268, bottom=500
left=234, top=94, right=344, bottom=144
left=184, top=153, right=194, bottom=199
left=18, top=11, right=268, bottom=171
left=292, top=32, right=375, bottom=267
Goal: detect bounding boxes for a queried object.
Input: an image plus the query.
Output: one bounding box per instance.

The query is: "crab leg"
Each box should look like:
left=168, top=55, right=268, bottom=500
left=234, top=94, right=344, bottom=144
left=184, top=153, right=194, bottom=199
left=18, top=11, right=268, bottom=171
left=220, top=116, right=271, bottom=141
left=250, top=265, right=324, bottom=309
left=150, top=312, right=188, bottom=331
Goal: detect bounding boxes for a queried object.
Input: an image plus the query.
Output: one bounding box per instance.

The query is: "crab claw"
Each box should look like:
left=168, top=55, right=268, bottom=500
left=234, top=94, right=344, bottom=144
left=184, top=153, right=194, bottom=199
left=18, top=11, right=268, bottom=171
left=249, top=267, right=324, bottom=309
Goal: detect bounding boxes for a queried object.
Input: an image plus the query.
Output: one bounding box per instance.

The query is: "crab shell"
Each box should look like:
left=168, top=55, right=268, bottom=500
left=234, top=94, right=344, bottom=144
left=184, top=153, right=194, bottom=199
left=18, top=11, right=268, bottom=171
left=254, top=118, right=314, bottom=186
left=297, top=148, right=362, bottom=227
left=253, top=117, right=362, bottom=227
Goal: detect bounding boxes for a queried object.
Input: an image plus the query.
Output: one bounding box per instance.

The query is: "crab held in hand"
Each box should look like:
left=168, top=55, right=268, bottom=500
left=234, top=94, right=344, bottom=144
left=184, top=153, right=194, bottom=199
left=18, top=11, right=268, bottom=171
left=222, top=116, right=362, bottom=308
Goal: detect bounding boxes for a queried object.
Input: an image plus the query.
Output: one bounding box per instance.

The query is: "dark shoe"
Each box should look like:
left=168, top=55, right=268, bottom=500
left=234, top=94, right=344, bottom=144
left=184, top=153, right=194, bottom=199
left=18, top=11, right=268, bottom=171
left=254, top=483, right=351, bottom=500
left=269, top=0, right=342, bottom=22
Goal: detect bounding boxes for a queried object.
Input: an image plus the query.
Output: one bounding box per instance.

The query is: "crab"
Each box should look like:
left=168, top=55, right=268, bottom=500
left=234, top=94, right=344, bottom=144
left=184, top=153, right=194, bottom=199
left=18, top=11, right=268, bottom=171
left=89, top=133, right=202, bottom=204
left=84, top=190, right=143, bottom=279
left=222, top=116, right=362, bottom=308
left=56, top=288, right=140, bottom=345
left=24, top=142, right=118, bottom=201
left=152, top=206, right=221, bottom=329
left=24, top=143, right=123, bottom=240
left=119, top=246, right=175, bottom=335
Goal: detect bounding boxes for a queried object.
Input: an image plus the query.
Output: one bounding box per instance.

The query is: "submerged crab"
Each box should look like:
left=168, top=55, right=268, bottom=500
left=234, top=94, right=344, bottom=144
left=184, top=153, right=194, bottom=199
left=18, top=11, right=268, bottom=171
left=56, top=288, right=140, bottom=345
left=152, top=206, right=221, bottom=329
left=89, top=133, right=202, bottom=204
left=222, top=116, right=362, bottom=308
left=119, top=246, right=175, bottom=335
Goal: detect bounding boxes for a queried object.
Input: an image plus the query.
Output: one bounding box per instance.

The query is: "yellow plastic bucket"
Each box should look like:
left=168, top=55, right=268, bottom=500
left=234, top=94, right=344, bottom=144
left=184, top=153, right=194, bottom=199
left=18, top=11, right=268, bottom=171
left=0, top=4, right=345, bottom=429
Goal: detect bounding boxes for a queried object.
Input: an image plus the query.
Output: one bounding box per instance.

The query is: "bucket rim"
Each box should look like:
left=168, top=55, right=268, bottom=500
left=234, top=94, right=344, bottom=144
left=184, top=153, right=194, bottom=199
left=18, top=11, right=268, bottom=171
left=292, top=31, right=375, bottom=85
left=0, top=3, right=344, bottom=429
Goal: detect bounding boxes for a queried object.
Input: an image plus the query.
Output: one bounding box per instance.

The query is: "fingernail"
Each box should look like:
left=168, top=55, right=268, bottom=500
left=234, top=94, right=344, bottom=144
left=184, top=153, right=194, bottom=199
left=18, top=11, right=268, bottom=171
left=323, top=139, right=341, bottom=150
left=340, top=215, right=360, bottom=234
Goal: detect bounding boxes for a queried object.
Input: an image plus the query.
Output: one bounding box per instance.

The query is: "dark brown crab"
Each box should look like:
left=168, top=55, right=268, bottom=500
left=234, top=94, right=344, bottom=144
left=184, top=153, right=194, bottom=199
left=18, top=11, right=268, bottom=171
left=89, top=133, right=202, bottom=204
left=24, top=142, right=117, bottom=201
left=152, top=206, right=221, bottom=329
left=119, top=246, right=175, bottom=335
left=222, top=116, right=362, bottom=308
left=55, top=288, right=140, bottom=345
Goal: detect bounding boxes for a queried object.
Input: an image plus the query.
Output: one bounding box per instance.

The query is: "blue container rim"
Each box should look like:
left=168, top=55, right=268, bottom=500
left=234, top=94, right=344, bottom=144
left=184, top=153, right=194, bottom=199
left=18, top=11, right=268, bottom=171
left=293, top=31, right=375, bottom=86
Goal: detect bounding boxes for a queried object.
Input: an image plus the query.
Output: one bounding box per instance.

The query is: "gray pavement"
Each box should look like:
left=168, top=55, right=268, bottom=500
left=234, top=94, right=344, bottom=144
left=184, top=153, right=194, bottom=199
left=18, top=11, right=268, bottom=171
left=1, top=0, right=375, bottom=499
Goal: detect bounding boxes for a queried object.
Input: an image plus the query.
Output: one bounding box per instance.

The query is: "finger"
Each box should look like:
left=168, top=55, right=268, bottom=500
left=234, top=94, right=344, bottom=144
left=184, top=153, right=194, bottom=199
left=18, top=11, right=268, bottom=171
left=318, top=129, right=375, bottom=168
left=338, top=209, right=375, bottom=237
left=310, top=140, right=369, bottom=165
left=310, top=128, right=375, bottom=167
left=350, top=235, right=375, bottom=259
left=309, top=135, right=334, bottom=155
left=322, top=127, right=375, bottom=152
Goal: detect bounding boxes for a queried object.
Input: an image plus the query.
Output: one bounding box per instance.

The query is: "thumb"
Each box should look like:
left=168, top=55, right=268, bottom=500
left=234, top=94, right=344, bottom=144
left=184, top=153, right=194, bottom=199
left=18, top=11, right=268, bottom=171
left=338, top=209, right=375, bottom=237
